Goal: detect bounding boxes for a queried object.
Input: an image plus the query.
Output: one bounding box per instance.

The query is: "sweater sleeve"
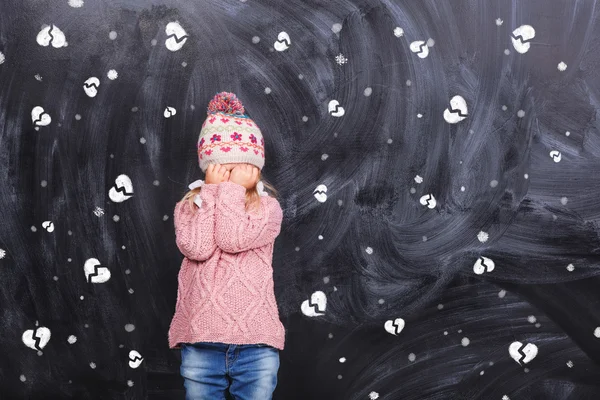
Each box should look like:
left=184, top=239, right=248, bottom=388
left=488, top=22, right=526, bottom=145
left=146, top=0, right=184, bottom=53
left=214, top=181, right=283, bottom=253
left=173, top=183, right=219, bottom=261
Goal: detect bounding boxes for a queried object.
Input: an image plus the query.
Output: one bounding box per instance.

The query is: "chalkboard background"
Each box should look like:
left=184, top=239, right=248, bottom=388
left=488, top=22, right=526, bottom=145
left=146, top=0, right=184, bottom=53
left=1, top=0, right=600, bottom=398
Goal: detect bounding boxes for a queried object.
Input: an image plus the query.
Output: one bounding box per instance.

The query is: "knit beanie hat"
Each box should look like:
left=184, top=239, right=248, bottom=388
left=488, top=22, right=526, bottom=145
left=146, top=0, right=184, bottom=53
left=197, top=92, right=265, bottom=173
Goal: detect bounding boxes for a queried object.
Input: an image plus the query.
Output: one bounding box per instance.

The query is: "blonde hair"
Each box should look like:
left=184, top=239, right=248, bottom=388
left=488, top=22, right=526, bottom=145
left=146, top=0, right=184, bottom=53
left=181, top=170, right=278, bottom=212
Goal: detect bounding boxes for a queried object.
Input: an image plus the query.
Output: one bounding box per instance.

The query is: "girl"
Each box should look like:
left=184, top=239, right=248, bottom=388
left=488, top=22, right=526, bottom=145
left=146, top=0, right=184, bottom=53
left=168, top=92, right=285, bottom=400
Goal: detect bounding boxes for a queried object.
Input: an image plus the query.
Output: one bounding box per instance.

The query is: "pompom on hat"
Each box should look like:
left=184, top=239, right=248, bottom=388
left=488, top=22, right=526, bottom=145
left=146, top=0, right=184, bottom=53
left=197, top=92, right=265, bottom=173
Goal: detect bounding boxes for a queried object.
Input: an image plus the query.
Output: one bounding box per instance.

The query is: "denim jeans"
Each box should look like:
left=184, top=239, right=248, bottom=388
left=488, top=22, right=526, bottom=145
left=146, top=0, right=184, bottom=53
left=180, top=341, right=280, bottom=400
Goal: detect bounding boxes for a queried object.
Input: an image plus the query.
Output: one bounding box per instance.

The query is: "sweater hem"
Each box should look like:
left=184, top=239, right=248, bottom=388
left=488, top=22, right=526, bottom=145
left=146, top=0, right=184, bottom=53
left=169, top=334, right=285, bottom=351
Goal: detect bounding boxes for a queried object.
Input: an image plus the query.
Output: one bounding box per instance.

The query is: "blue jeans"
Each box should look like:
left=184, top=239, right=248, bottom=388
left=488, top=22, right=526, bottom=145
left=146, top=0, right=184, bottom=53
left=180, top=342, right=280, bottom=400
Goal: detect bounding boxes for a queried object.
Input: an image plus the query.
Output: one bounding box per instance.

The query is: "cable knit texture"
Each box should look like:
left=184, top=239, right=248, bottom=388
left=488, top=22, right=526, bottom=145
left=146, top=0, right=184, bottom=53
left=168, top=181, right=286, bottom=350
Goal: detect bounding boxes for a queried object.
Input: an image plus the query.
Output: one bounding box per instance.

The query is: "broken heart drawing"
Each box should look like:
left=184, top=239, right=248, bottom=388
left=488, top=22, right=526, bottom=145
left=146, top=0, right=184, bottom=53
left=84, top=258, right=111, bottom=283
left=509, top=341, right=538, bottom=365
left=384, top=318, right=405, bottom=335
left=301, top=291, right=327, bottom=317
left=22, top=327, right=51, bottom=351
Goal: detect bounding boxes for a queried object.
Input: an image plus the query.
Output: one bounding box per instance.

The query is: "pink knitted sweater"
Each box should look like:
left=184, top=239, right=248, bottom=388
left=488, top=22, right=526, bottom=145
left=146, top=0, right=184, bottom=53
left=168, top=181, right=286, bottom=350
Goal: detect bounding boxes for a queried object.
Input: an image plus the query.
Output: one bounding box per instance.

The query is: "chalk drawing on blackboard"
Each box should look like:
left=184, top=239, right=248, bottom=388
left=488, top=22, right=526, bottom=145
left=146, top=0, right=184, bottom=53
left=473, top=256, right=495, bottom=275
left=384, top=318, right=405, bottom=335
left=549, top=150, right=562, bottom=162
left=419, top=193, right=436, bottom=209
left=496, top=18, right=504, bottom=26
left=0, top=51, right=4, bottom=65
left=128, top=350, right=144, bottom=368
left=163, top=106, right=176, bottom=118
left=414, top=175, right=423, bottom=183
left=67, top=335, right=77, bottom=344
left=443, top=95, right=468, bottom=123
left=31, top=106, right=51, bottom=131
left=22, top=326, right=51, bottom=351
left=107, top=69, right=118, bottom=80
left=108, top=174, right=134, bottom=202
left=393, top=27, right=404, bottom=37
left=165, top=22, right=188, bottom=51
left=594, top=327, right=600, bottom=338
left=511, top=25, right=535, bottom=54
left=313, top=184, right=327, bottom=202
left=369, top=391, right=380, bottom=399
left=301, top=291, right=327, bottom=316
left=477, top=231, right=489, bottom=243
left=93, top=207, right=104, bottom=217
left=83, top=77, right=99, bottom=97
left=335, top=53, right=348, bottom=65
left=41, top=221, right=54, bottom=232
left=34, top=74, right=42, bottom=81
left=36, top=24, right=67, bottom=48
left=509, top=341, right=538, bottom=365
left=0, top=248, right=5, bottom=259
left=409, top=40, right=429, bottom=58
left=328, top=100, right=345, bottom=117
left=274, top=31, right=291, bottom=51
left=84, top=258, right=111, bottom=283
left=68, top=0, right=84, bottom=7
left=256, top=180, right=268, bottom=196
left=558, top=61, right=568, bottom=71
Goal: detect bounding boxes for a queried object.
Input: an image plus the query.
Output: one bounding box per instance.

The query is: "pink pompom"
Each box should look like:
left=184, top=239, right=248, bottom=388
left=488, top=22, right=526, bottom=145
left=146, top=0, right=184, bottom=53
left=207, top=92, right=245, bottom=115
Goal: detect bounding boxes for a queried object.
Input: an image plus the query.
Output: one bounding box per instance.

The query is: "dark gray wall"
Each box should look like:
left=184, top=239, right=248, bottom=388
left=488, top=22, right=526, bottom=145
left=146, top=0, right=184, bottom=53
left=1, top=0, right=600, bottom=398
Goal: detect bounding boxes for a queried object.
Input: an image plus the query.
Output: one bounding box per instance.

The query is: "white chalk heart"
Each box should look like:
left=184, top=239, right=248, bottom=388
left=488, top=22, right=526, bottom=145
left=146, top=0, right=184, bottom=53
left=313, top=184, right=328, bottom=203
left=511, top=25, right=535, bottom=54
left=22, top=327, right=51, bottom=351
left=108, top=174, right=134, bottom=203
left=129, top=350, right=144, bottom=368
left=443, top=95, right=468, bottom=124
left=274, top=31, right=291, bottom=51
left=165, top=21, right=188, bottom=51
left=328, top=100, right=345, bottom=117
left=301, top=291, right=327, bottom=317
left=164, top=106, right=177, bottom=118
left=409, top=40, right=429, bottom=58
left=473, top=256, right=495, bottom=275
left=83, top=77, right=100, bottom=97
left=84, top=258, right=111, bottom=283
left=509, top=341, right=538, bottom=365
left=42, top=221, right=54, bottom=232
left=257, top=180, right=268, bottom=197
left=193, top=194, right=203, bottom=208
left=384, top=318, right=405, bottom=335
left=36, top=24, right=67, bottom=48
left=188, top=179, right=204, bottom=190
left=31, top=106, right=51, bottom=126
left=419, top=194, right=437, bottom=209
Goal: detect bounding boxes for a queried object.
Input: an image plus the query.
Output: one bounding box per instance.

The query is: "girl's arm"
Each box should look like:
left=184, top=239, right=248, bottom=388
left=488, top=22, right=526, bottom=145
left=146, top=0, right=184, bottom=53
left=173, top=184, right=219, bottom=261
left=214, top=181, right=283, bottom=253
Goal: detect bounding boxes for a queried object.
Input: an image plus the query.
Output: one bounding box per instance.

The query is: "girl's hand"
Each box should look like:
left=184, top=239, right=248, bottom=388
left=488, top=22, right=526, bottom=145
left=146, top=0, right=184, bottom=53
left=205, top=164, right=230, bottom=184
left=229, top=164, right=259, bottom=190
